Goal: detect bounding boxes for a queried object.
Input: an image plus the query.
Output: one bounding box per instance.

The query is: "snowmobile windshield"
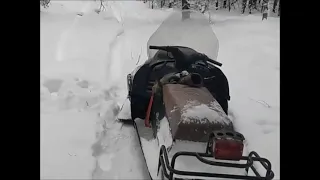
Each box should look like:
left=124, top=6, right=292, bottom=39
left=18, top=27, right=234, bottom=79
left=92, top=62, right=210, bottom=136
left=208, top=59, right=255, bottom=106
left=147, top=10, right=219, bottom=61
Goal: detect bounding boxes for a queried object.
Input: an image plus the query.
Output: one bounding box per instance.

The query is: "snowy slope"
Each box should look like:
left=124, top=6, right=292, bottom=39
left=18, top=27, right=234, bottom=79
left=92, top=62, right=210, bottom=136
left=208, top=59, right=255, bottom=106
left=41, top=1, right=279, bottom=179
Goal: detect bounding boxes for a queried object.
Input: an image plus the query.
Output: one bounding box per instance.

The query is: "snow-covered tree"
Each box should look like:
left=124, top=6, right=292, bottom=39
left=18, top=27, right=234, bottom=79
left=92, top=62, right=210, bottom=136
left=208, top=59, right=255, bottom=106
left=241, top=0, right=247, bottom=13
left=248, top=0, right=258, bottom=14
left=40, top=0, right=50, bottom=8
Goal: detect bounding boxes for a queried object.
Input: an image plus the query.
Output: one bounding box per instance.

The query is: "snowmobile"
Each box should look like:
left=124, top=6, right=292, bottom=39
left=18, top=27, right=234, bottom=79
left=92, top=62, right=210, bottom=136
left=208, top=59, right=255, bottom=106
left=118, top=10, right=274, bottom=180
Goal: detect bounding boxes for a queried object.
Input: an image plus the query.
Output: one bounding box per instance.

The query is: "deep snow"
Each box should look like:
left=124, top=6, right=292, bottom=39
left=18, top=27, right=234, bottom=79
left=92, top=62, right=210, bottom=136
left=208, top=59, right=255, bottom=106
left=41, top=1, right=279, bottom=179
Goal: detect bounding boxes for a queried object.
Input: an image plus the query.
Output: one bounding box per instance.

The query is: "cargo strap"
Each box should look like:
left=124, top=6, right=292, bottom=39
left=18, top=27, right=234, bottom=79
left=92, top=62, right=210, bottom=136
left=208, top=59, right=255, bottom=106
left=145, top=91, right=154, bottom=128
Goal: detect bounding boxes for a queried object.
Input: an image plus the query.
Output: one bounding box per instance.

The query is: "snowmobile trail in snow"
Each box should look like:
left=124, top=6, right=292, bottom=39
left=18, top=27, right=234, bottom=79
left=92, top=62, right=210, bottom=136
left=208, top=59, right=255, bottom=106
left=91, top=120, right=150, bottom=179
left=91, top=89, right=149, bottom=179
left=56, top=1, right=93, bottom=62
left=105, top=28, right=125, bottom=87
left=91, top=11, right=150, bottom=177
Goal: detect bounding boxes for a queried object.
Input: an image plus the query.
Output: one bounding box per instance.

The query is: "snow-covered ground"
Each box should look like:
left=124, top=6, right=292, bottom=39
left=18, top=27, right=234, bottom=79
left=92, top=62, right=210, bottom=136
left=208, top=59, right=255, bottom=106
left=41, top=1, right=279, bottom=179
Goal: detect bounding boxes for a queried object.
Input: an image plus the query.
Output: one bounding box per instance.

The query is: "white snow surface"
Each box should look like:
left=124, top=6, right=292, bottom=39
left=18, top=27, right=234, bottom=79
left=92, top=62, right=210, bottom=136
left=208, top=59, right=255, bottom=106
left=41, top=1, right=279, bottom=179
left=157, top=117, right=174, bottom=149
left=117, top=98, right=131, bottom=120
left=181, top=100, right=231, bottom=125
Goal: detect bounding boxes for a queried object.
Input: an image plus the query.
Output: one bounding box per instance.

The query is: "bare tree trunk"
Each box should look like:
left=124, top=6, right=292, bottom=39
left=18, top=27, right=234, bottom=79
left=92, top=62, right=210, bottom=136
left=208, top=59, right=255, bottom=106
left=160, top=0, right=165, bottom=8
left=215, top=0, right=219, bottom=10
left=273, top=0, right=278, bottom=13
left=277, top=0, right=280, bottom=16
left=230, top=0, right=238, bottom=10
left=248, top=0, right=257, bottom=14
left=99, top=0, right=106, bottom=12
left=182, top=0, right=189, bottom=9
left=261, top=0, right=268, bottom=20
left=242, top=0, right=247, bottom=13
left=261, top=0, right=268, bottom=13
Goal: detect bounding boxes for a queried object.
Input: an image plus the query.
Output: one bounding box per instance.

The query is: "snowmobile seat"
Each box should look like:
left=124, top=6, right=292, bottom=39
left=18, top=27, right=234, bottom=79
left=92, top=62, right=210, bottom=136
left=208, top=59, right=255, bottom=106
left=162, top=84, right=233, bottom=142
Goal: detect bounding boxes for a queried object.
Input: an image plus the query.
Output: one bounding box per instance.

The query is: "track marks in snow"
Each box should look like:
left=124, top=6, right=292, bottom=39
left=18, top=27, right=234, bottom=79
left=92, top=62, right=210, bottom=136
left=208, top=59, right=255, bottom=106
left=92, top=118, right=149, bottom=179
left=75, top=78, right=89, bottom=88
left=90, top=5, right=152, bottom=179
left=103, top=2, right=127, bottom=88
left=40, top=76, right=104, bottom=113
left=42, top=77, right=91, bottom=93
left=55, top=1, right=93, bottom=62
left=104, top=16, right=126, bottom=88
left=43, top=79, right=64, bottom=93
left=90, top=87, right=148, bottom=179
left=229, top=108, right=278, bottom=136
left=255, top=119, right=279, bottom=135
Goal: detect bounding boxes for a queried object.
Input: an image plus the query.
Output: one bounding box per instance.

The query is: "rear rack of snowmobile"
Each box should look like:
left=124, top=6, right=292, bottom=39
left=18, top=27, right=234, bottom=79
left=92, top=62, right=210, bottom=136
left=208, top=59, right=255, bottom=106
left=158, top=145, right=274, bottom=180
left=157, top=130, right=275, bottom=180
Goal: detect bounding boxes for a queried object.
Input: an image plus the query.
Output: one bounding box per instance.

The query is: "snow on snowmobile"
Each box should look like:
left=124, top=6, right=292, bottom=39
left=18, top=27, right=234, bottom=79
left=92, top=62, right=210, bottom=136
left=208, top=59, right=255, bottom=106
left=118, top=10, right=274, bottom=180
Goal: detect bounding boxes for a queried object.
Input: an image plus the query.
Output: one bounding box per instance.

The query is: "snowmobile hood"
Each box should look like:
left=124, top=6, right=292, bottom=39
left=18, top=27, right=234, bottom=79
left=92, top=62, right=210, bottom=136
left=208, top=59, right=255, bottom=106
left=147, top=10, right=219, bottom=61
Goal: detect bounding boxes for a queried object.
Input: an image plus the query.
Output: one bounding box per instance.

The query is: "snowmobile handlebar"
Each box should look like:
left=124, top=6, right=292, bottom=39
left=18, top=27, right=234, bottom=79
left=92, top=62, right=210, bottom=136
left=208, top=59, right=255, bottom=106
left=206, top=57, right=222, bottom=67
left=149, top=45, right=222, bottom=67
left=149, top=45, right=170, bottom=51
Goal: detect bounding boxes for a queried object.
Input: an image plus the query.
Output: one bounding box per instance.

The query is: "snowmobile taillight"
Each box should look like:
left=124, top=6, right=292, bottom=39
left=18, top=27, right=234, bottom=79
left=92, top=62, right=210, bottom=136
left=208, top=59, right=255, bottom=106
left=208, top=131, right=245, bottom=161
left=213, top=139, right=244, bottom=161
